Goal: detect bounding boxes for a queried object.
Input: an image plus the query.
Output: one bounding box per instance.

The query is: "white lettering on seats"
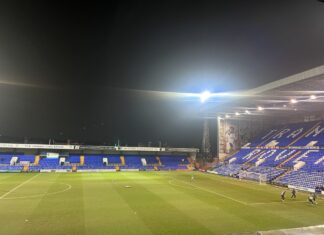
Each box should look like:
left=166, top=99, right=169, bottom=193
left=305, top=125, right=324, bottom=138
left=286, top=128, right=303, bottom=138
left=257, top=150, right=277, bottom=161
left=272, top=129, right=290, bottom=139
left=242, top=149, right=261, bottom=160
left=314, top=156, right=324, bottom=165
left=293, top=150, right=319, bottom=163
left=274, top=150, right=296, bottom=162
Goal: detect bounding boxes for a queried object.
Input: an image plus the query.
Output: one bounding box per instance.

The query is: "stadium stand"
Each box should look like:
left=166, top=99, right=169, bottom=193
left=160, top=155, right=189, bottom=170
left=0, top=154, right=13, bottom=164
left=68, top=155, right=80, bottom=164
left=213, top=164, right=243, bottom=176
left=108, top=155, right=121, bottom=165
left=124, top=155, right=143, bottom=169
left=211, top=121, right=324, bottom=191
left=17, top=155, right=35, bottom=163
left=0, top=153, right=191, bottom=172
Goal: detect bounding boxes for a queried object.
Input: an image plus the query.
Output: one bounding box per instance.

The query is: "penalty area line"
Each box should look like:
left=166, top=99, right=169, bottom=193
left=169, top=178, right=249, bottom=206
left=0, top=174, right=40, bottom=200
left=249, top=200, right=308, bottom=206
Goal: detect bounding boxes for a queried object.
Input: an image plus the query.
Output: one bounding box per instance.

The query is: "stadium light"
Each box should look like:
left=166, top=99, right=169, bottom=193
left=235, top=112, right=240, bottom=116
left=310, top=95, right=317, bottom=100
left=200, top=91, right=211, bottom=103
left=290, top=99, right=298, bottom=104
left=245, top=110, right=250, bottom=114
left=257, top=106, right=264, bottom=111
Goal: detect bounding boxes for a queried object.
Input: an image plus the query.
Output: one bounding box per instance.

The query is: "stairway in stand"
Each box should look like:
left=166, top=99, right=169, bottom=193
left=120, top=156, right=125, bottom=166
left=72, top=165, right=77, bottom=172
left=80, top=155, right=84, bottom=166
left=156, top=156, right=162, bottom=166
left=34, top=155, right=40, bottom=165
left=23, top=165, right=29, bottom=172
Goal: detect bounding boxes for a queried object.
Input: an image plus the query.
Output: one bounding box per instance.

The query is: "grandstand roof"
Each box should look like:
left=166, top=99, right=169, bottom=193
left=207, top=65, right=324, bottom=118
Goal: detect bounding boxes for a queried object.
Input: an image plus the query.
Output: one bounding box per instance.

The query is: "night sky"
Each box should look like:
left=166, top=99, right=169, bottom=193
left=0, top=1, right=323, bottom=147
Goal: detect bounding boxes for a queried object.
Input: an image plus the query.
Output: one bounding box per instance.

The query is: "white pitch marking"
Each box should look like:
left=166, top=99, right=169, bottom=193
left=249, top=200, right=308, bottom=206
left=2, top=183, right=72, bottom=200
left=168, top=179, right=314, bottom=206
left=169, top=178, right=248, bottom=205
left=0, top=174, right=40, bottom=199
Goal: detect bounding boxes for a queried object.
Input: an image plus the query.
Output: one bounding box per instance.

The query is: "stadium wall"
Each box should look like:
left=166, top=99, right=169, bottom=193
left=217, top=111, right=324, bottom=160
left=218, top=117, right=273, bottom=160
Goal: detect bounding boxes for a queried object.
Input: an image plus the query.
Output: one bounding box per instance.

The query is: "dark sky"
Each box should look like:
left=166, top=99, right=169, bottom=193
left=0, top=1, right=323, bottom=147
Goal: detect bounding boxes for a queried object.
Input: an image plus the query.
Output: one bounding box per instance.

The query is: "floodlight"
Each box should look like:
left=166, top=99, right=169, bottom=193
left=245, top=110, right=250, bottom=114
left=257, top=106, right=264, bottom=111
left=200, top=91, right=211, bottom=103
left=310, top=95, right=317, bottom=100
left=290, top=99, right=298, bottom=104
left=235, top=112, right=240, bottom=116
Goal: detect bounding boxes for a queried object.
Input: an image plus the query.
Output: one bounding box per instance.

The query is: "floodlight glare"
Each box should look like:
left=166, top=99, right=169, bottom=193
left=200, top=91, right=211, bottom=103
left=257, top=106, right=264, bottom=111
left=290, top=99, right=298, bottom=104
left=225, top=114, right=230, bottom=118
left=245, top=110, right=250, bottom=114
left=310, top=95, right=317, bottom=100
left=235, top=112, right=240, bottom=116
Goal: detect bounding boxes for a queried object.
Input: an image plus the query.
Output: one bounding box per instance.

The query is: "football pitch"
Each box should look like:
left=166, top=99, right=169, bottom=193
left=0, top=171, right=323, bottom=235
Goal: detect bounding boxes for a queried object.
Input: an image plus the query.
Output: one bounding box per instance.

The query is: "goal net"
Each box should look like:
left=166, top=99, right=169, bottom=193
left=238, top=170, right=267, bottom=184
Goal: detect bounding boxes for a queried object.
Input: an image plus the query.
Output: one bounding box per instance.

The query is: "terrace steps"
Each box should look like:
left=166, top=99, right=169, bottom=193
left=72, top=165, right=77, bottom=172
left=156, top=156, right=162, bottom=166
left=34, top=155, right=40, bottom=166
left=80, top=155, right=84, bottom=166
left=120, top=156, right=125, bottom=166
left=23, top=165, right=29, bottom=172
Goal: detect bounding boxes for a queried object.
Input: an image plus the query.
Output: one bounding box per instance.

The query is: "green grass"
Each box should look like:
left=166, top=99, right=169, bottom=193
left=0, top=171, right=323, bottom=235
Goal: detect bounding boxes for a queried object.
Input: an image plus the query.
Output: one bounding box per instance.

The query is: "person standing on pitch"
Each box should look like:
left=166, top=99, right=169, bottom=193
left=308, top=193, right=317, bottom=205
left=291, top=188, right=296, bottom=199
left=281, top=190, right=286, bottom=202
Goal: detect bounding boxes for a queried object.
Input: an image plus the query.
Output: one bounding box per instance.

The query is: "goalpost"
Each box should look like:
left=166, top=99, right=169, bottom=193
left=238, top=170, right=267, bottom=184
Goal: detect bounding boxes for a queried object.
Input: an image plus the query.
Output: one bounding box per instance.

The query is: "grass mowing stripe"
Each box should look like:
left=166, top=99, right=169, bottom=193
left=138, top=173, right=246, bottom=234
left=166, top=172, right=316, bottom=232
left=0, top=174, right=60, bottom=235
left=191, top=172, right=324, bottom=205
left=0, top=174, right=39, bottom=199
left=169, top=178, right=248, bottom=205
left=0, top=172, right=323, bottom=235
left=90, top=173, right=153, bottom=235
left=20, top=173, right=86, bottom=235
left=112, top=172, right=215, bottom=235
